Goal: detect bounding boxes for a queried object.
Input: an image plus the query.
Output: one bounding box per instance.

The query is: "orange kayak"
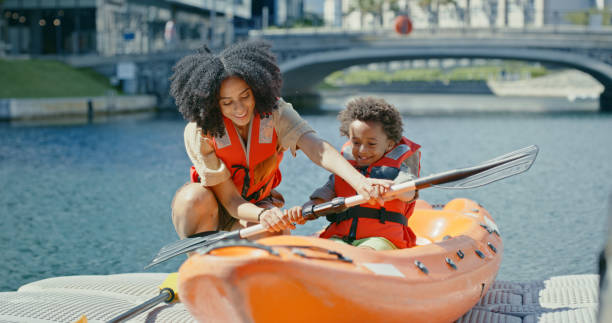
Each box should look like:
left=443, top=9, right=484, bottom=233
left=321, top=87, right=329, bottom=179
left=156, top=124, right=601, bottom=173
left=178, top=198, right=503, bottom=323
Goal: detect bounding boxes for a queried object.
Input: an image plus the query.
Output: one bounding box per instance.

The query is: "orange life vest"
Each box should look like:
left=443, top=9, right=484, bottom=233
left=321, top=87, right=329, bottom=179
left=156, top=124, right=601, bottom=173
left=319, top=137, right=421, bottom=248
left=190, top=113, right=283, bottom=203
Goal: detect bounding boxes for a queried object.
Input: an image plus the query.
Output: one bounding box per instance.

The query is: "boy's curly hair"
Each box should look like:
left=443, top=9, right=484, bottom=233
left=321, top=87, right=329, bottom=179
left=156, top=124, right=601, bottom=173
left=170, top=40, right=282, bottom=137
left=338, top=97, right=403, bottom=143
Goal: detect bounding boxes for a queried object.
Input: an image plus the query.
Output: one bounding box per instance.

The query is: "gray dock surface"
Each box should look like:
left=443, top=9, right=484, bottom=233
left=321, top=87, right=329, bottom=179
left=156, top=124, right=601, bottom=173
left=0, top=273, right=600, bottom=322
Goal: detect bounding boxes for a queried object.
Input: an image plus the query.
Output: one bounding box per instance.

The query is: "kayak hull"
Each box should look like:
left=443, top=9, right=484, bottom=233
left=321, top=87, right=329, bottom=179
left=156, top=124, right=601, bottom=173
left=178, top=198, right=503, bottom=323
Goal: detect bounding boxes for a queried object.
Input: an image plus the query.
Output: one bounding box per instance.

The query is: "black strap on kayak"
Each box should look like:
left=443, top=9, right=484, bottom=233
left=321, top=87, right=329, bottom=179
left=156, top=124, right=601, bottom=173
left=326, top=206, right=407, bottom=243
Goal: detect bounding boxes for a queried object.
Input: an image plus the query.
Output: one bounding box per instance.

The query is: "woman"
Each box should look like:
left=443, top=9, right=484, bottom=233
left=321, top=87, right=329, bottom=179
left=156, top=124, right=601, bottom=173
left=170, top=40, right=390, bottom=239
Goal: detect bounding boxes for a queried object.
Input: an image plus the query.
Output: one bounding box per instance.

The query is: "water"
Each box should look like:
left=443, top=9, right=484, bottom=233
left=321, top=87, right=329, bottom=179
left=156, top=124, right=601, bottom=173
left=1, top=101, right=611, bottom=292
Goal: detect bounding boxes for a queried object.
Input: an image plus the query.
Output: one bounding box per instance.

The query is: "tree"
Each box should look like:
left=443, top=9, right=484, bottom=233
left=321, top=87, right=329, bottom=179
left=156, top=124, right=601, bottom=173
left=347, top=0, right=401, bottom=27
left=482, top=0, right=498, bottom=28
left=417, top=0, right=457, bottom=28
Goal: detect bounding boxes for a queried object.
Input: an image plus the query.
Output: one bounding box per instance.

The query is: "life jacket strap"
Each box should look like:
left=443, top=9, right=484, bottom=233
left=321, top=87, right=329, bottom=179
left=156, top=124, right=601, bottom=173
left=231, top=164, right=276, bottom=203
left=231, top=165, right=251, bottom=198
left=243, top=179, right=272, bottom=203
left=326, top=206, right=407, bottom=225
left=326, top=206, right=407, bottom=243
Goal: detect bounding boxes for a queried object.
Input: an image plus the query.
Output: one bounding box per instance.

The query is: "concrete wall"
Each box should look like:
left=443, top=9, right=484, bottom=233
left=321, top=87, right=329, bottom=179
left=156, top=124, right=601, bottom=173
left=0, top=95, right=156, bottom=120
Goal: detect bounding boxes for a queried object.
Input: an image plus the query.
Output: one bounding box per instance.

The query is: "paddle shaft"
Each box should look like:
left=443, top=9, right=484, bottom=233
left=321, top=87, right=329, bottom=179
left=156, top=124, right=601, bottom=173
left=239, top=149, right=531, bottom=239
left=107, top=288, right=175, bottom=323
left=238, top=180, right=416, bottom=238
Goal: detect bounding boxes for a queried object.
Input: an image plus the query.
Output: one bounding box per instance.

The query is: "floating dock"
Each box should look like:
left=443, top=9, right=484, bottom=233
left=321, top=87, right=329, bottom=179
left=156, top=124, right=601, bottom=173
left=0, top=273, right=599, bottom=322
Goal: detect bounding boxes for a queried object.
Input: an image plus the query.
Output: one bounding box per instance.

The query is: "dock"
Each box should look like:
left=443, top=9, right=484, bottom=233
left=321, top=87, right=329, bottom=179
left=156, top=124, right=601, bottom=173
left=0, top=273, right=600, bottom=322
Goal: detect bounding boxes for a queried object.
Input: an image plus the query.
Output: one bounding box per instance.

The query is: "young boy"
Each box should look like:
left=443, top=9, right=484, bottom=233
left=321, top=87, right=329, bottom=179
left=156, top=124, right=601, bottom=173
left=304, top=97, right=421, bottom=250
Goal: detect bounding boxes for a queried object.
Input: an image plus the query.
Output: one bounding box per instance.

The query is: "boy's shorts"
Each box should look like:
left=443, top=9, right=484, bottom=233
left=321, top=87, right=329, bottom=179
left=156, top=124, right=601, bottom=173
left=329, top=236, right=398, bottom=251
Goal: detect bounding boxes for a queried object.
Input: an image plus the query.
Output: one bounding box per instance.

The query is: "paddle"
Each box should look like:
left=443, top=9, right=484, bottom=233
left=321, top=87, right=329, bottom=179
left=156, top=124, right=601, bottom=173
left=107, top=288, right=175, bottom=322
left=145, top=145, right=538, bottom=269
left=106, top=273, right=179, bottom=323
left=74, top=274, right=179, bottom=323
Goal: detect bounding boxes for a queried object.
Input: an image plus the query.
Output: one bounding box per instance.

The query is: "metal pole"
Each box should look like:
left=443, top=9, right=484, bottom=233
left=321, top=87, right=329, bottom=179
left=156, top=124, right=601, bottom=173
left=210, top=0, right=215, bottom=48
left=55, top=0, right=62, bottom=55
left=75, top=0, right=80, bottom=54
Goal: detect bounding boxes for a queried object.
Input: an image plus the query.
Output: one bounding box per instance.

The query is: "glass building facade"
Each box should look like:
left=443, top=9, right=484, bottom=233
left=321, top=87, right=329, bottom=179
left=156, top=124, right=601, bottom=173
left=1, top=0, right=251, bottom=56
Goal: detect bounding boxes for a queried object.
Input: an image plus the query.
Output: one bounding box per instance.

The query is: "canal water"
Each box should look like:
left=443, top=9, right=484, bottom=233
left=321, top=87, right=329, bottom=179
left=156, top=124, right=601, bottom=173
left=1, top=95, right=611, bottom=292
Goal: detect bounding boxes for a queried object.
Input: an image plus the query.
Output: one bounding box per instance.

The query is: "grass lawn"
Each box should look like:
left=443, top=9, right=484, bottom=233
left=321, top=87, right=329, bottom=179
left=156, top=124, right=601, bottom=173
left=322, top=62, right=548, bottom=87
left=0, top=59, right=116, bottom=98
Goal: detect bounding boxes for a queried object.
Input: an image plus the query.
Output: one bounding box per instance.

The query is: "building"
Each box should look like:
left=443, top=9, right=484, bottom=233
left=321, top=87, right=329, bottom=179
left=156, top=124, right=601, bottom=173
left=249, top=0, right=275, bottom=29
left=322, top=0, right=608, bottom=30
left=323, top=0, right=341, bottom=27
left=538, top=0, right=607, bottom=26
left=0, top=0, right=251, bottom=56
left=275, top=0, right=303, bottom=26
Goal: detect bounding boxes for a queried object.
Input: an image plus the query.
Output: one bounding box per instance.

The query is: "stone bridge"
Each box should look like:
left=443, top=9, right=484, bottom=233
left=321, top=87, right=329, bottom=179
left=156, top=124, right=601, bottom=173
left=252, top=27, right=612, bottom=112
left=68, top=26, right=612, bottom=111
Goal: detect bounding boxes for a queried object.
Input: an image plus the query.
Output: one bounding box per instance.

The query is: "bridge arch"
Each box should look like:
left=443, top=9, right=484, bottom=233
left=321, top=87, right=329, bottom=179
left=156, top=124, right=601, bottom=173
left=279, top=47, right=612, bottom=112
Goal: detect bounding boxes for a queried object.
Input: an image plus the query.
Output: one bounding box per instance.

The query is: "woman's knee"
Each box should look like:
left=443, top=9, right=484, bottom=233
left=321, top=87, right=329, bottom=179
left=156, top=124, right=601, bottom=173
left=172, top=183, right=218, bottom=234
left=174, top=183, right=215, bottom=207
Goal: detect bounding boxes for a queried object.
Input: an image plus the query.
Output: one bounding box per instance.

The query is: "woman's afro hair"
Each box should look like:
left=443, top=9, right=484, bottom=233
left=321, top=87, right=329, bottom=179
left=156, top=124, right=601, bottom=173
left=338, top=96, right=403, bottom=143
left=170, top=40, right=282, bottom=137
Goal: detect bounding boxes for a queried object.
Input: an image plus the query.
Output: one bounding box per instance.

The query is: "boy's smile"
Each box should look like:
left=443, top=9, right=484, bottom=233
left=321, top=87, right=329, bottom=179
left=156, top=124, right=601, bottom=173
left=348, top=120, right=396, bottom=167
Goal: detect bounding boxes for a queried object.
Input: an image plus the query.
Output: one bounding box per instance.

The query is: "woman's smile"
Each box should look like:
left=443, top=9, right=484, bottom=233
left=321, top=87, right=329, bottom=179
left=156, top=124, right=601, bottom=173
left=219, top=76, right=256, bottom=129
left=234, top=110, right=248, bottom=119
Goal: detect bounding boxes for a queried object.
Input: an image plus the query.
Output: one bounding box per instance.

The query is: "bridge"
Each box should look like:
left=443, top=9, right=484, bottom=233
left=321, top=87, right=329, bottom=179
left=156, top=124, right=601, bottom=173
left=64, top=26, right=612, bottom=112
left=251, top=26, right=612, bottom=112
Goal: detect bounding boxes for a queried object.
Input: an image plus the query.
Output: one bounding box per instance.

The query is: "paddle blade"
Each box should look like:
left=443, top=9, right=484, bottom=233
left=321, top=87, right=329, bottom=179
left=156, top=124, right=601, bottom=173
left=433, top=145, right=538, bottom=189
left=145, top=230, right=240, bottom=269
left=155, top=230, right=219, bottom=256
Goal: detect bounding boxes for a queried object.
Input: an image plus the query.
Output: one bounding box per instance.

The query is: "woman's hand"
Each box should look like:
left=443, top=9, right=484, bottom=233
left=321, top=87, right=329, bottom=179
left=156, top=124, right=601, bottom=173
left=200, top=137, right=215, bottom=155
left=259, top=207, right=296, bottom=232
left=296, top=133, right=393, bottom=206
left=285, top=206, right=306, bottom=225
left=355, top=178, right=393, bottom=205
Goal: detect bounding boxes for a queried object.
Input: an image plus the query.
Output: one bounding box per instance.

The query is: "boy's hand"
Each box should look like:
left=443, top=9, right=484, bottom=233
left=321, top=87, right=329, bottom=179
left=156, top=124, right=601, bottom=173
left=259, top=207, right=296, bottom=232
left=396, top=189, right=417, bottom=203
left=285, top=206, right=306, bottom=225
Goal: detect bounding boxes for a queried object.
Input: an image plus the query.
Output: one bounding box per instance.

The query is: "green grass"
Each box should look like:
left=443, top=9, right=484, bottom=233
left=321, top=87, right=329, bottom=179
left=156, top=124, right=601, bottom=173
left=321, top=62, right=549, bottom=88
left=0, top=59, right=116, bottom=98
left=565, top=8, right=612, bottom=26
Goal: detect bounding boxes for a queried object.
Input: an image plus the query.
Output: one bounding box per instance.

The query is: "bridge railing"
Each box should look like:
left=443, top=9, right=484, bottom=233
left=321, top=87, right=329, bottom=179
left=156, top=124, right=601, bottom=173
left=250, top=24, right=612, bottom=39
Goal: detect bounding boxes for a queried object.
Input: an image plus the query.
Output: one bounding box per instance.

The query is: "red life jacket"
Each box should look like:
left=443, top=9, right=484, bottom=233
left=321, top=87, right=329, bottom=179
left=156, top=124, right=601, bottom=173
left=190, top=112, right=283, bottom=203
left=319, top=137, right=421, bottom=249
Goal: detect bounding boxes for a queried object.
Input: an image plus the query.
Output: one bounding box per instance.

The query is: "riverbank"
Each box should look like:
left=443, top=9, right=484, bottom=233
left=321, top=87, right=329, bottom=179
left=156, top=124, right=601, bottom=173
left=488, top=69, right=604, bottom=100
left=0, top=58, right=159, bottom=120
left=0, top=95, right=157, bottom=121
left=301, top=69, right=602, bottom=114
left=317, top=91, right=599, bottom=114
left=321, top=70, right=603, bottom=99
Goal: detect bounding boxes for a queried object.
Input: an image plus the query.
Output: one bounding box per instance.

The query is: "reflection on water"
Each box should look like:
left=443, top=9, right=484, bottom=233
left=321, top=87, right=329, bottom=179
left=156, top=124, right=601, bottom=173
left=1, top=94, right=610, bottom=292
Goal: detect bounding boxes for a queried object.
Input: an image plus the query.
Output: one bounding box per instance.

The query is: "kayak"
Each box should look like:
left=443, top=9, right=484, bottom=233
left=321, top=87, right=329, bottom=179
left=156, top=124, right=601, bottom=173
left=178, top=198, right=503, bottom=323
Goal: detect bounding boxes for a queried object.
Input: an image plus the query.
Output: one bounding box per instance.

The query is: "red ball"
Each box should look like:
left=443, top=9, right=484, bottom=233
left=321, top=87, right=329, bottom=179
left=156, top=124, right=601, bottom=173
left=394, top=15, right=413, bottom=35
